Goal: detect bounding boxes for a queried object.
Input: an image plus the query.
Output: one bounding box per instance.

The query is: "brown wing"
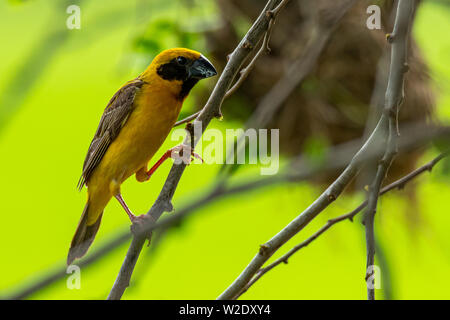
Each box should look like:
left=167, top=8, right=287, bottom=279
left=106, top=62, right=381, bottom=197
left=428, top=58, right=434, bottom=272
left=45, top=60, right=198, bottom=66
left=77, top=79, right=144, bottom=190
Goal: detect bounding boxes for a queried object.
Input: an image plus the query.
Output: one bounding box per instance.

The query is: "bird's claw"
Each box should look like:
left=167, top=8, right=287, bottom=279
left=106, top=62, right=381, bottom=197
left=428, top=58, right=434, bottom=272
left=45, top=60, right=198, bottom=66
left=181, top=151, right=203, bottom=165
left=130, top=214, right=155, bottom=246
left=171, top=145, right=203, bottom=165
left=144, top=145, right=203, bottom=181
left=190, top=152, right=204, bottom=164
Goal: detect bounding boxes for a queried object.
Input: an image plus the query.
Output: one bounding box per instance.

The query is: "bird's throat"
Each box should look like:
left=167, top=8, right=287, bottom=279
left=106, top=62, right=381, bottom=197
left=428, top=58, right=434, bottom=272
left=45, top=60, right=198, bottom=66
left=179, top=78, right=199, bottom=101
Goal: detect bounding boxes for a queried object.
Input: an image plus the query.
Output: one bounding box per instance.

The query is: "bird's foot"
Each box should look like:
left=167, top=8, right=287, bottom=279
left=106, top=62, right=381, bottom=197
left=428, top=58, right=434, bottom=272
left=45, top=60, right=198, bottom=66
left=170, top=144, right=203, bottom=165
left=144, top=144, right=203, bottom=181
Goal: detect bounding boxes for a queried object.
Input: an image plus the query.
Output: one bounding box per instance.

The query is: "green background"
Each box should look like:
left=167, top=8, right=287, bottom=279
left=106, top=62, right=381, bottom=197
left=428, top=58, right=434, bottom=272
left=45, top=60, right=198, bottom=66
left=0, top=0, right=449, bottom=299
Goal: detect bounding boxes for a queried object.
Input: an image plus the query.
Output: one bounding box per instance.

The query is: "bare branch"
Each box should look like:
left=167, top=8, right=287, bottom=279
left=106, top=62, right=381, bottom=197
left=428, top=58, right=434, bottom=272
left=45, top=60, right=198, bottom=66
left=363, top=0, right=415, bottom=300
left=215, top=0, right=419, bottom=300
left=234, top=151, right=449, bottom=299
left=217, top=125, right=381, bottom=299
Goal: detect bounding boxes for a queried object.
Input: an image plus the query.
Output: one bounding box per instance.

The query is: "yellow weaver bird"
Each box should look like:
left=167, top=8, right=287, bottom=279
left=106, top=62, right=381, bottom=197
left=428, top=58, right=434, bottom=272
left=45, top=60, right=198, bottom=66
left=67, top=48, right=217, bottom=265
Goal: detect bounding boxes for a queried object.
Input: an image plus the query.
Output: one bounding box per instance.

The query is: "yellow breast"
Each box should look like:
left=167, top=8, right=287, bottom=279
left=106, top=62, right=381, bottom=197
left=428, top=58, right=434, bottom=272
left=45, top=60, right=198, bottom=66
left=89, top=80, right=183, bottom=191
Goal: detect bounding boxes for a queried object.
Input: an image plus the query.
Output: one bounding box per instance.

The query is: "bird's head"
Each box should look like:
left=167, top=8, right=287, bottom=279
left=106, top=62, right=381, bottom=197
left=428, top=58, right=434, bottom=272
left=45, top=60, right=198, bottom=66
left=140, top=48, right=217, bottom=100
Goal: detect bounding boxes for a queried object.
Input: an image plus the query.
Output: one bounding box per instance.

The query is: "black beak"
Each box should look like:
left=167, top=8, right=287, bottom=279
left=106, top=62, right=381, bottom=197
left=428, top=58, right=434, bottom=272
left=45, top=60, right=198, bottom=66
left=188, top=55, right=217, bottom=79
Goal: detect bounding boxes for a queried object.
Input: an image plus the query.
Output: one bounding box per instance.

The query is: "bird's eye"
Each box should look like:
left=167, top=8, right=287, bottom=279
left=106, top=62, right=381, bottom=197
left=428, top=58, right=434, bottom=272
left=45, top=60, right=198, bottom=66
left=176, top=56, right=188, bottom=66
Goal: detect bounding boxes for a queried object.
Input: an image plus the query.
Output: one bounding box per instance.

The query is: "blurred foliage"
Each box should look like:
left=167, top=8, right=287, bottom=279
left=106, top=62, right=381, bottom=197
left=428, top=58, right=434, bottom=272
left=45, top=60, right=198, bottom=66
left=0, top=0, right=449, bottom=300
left=302, top=135, right=330, bottom=169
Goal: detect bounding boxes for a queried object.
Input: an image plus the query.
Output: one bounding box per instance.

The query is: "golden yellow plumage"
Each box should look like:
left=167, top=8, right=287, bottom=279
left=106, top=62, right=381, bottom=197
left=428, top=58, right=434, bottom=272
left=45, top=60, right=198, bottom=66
left=68, top=48, right=216, bottom=265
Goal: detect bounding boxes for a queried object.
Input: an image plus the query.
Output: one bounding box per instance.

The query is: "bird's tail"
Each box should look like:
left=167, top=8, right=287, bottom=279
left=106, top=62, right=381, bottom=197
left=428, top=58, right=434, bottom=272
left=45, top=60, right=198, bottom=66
left=67, top=202, right=103, bottom=265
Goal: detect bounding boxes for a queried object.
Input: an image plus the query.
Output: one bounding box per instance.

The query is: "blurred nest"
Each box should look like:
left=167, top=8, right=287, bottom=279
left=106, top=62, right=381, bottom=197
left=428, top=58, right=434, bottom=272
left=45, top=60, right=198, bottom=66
left=204, top=0, right=436, bottom=187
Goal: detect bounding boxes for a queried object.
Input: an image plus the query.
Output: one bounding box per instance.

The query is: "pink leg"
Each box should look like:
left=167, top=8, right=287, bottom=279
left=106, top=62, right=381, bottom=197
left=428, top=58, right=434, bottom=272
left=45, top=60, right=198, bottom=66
left=114, top=193, right=136, bottom=222
left=114, top=194, right=153, bottom=246
left=146, top=148, right=176, bottom=178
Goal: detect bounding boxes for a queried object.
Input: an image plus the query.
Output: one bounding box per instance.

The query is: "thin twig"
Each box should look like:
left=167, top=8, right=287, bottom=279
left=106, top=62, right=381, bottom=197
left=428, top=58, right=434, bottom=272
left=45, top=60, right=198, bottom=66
left=173, top=111, right=201, bottom=127
left=223, top=12, right=275, bottom=99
